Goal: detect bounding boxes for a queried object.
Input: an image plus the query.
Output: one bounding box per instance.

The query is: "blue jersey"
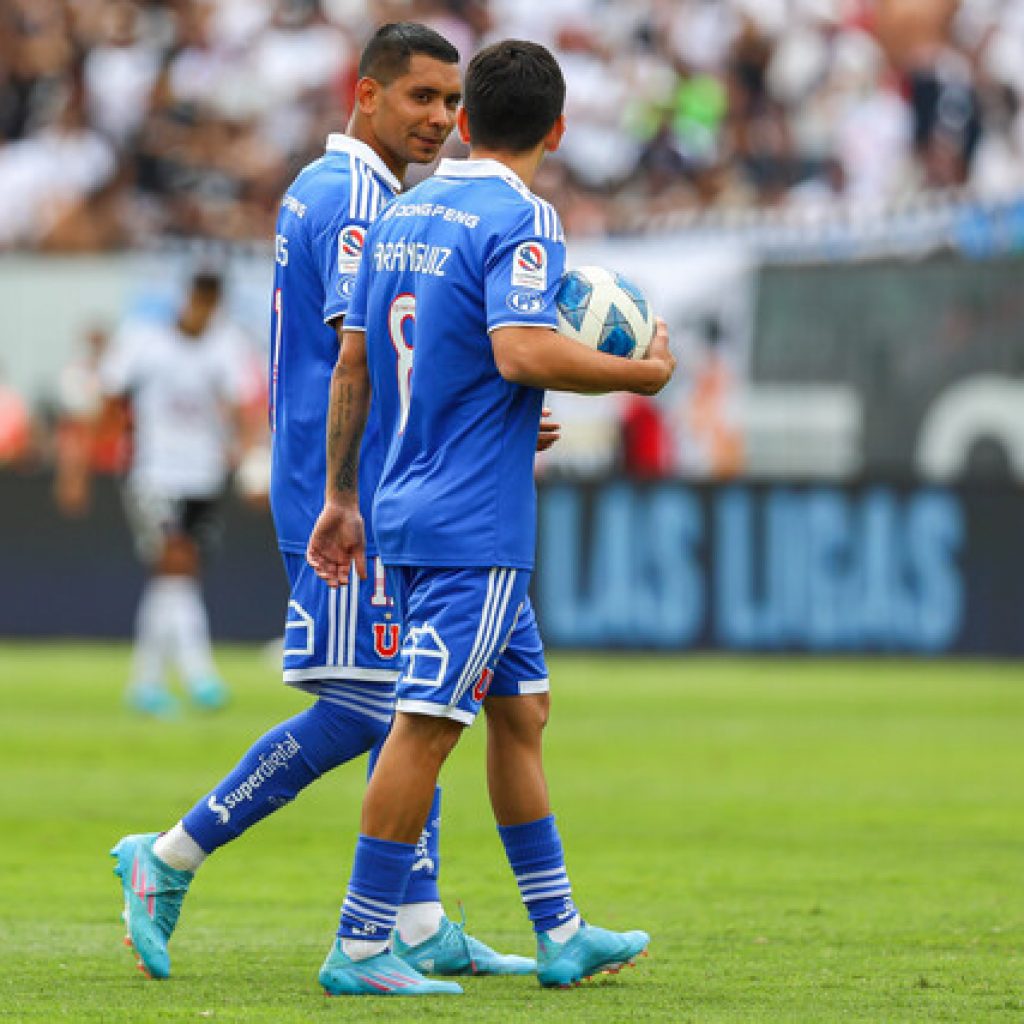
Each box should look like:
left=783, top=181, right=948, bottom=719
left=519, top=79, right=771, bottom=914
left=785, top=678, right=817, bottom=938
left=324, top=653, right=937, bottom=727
left=268, top=134, right=401, bottom=554
left=346, top=158, right=566, bottom=570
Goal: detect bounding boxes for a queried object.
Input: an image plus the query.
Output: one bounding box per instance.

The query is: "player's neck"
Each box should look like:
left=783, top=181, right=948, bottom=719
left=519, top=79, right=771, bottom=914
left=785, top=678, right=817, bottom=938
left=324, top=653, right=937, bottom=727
left=345, top=115, right=408, bottom=185
left=177, top=315, right=205, bottom=339
left=468, top=146, right=544, bottom=189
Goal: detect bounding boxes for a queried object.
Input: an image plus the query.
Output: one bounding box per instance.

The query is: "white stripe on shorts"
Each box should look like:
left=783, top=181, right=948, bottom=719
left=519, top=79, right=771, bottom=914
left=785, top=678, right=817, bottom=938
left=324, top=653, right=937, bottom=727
left=452, top=569, right=516, bottom=707
left=346, top=574, right=359, bottom=667
left=518, top=678, right=550, bottom=695
left=327, top=585, right=337, bottom=667
left=397, top=698, right=476, bottom=726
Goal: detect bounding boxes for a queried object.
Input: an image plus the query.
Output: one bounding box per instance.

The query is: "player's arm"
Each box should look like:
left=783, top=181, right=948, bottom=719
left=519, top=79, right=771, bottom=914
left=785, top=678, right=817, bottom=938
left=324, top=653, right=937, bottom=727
left=492, top=317, right=675, bottom=396
left=305, top=323, right=370, bottom=587
left=54, top=394, right=127, bottom=517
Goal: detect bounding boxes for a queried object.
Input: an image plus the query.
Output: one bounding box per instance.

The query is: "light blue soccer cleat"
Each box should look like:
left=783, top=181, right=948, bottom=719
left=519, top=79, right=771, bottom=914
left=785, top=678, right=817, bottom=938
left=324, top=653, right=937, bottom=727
left=393, top=914, right=536, bottom=976
left=187, top=676, right=229, bottom=711
left=536, top=921, right=650, bottom=988
left=110, top=832, right=193, bottom=979
left=126, top=686, right=180, bottom=718
left=319, top=940, right=463, bottom=995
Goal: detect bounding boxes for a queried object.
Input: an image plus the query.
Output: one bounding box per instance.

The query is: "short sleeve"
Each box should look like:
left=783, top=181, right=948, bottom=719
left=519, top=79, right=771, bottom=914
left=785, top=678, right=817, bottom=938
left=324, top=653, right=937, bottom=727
left=98, top=324, right=143, bottom=397
left=212, top=323, right=255, bottom=404
left=319, top=209, right=372, bottom=325
left=342, top=243, right=372, bottom=333
left=484, top=206, right=566, bottom=334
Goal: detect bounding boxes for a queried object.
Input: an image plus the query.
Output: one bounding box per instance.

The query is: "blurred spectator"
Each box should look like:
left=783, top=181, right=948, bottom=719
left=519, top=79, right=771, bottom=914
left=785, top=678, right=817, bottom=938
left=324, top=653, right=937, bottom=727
left=670, top=316, right=743, bottom=479
left=0, top=361, right=34, bottom=466
left=0, top=74, right=121, bottom=250
left=0, top=0, right=75, bottom=141
left=0, top=0, right=1022, bottom=241
left=620, top=395, right=675, bottom=478
left=52, top=323, right=129, bottom=516
left=82, top=1, right=163, bottom=146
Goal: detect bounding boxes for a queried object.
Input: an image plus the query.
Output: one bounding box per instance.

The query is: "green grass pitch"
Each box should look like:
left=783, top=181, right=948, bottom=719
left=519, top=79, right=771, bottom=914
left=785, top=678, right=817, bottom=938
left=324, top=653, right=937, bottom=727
left=1, top=643, right=1022, bottom=1022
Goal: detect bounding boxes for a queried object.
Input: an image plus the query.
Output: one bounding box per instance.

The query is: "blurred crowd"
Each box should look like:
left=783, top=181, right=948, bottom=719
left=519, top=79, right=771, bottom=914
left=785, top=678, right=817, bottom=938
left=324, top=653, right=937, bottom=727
left=4, top=0, right=1024, bottom=484
left=2, top=0, right=1024, bottom=250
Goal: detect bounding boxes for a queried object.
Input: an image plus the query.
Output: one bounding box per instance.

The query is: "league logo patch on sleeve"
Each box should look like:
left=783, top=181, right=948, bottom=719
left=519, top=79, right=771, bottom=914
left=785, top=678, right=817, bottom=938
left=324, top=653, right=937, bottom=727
left=511, top=241, right=547, bottom=290
left=337, top=224, right=366, bottom=274
left=506, top=289, right=545, bottom=314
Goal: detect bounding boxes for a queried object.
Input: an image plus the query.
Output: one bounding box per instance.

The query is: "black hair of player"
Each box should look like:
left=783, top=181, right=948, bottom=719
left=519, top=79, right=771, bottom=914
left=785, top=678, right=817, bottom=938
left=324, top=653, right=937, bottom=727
left=464, top=40, right=565, bottom=154
left=358, top=22, right=460, bottom=85
left=190, top=270, right=223, bottom=299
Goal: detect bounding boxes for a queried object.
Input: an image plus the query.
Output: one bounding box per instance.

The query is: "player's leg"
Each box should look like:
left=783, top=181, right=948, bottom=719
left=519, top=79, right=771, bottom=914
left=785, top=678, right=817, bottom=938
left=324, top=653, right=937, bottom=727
left=319, top=712, right=465, bottom=995
left=366, top=741, right=443, bottom=947
left=369, top=737, right=499, bottom=968
left=121, top=486, right=179, bottom=715
left=357, top=560, right=531, bottom=976
left=110, top=553, right=394, bottom=979
left=362, top=561, right=448, bottom=946
left=160, top=499, right=228, bottom=710
left=319, top=567, right=531, bottom=996
left=111, top=693, right=390, bottom=979
left=126, top=572, right=176, bottom=715
left=486, top=597, right=650, bottom=988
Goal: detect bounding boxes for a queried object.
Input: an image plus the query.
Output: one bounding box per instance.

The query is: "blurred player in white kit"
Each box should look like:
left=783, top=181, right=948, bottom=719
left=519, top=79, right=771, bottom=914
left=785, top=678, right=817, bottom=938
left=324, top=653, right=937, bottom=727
left=63, top=269, right=257, bottom=715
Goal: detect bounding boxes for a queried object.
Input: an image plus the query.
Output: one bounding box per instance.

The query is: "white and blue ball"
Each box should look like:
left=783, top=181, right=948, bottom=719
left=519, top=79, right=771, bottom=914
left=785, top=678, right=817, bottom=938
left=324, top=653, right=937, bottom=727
left=555, top=265, right=655, bottom=360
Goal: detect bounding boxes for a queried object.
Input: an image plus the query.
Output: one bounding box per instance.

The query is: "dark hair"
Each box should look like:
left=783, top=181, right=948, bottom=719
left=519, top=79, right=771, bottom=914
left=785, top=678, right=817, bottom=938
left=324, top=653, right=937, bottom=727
left=189, top=270, right=223, bottom=298
left=464, top=40, right=565, bottom=153
left=358, top=22, right=460, bottom=84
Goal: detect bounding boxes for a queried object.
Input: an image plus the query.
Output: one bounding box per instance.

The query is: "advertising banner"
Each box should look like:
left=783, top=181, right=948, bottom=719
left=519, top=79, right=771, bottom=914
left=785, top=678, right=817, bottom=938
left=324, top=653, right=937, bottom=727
left=535, top=480, right=1023, bottom=655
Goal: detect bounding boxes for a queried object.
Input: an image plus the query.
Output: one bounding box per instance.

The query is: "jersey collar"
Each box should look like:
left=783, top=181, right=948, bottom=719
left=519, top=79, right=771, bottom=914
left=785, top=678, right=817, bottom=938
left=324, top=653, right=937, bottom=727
left=325, top=133, right=402, bottom=194
left=436, top=157, right=527, bottom=191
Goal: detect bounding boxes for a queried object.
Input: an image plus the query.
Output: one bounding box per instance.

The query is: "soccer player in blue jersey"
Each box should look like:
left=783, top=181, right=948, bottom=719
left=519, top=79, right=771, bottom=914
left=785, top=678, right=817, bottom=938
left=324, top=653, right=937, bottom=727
left=306, top=39, right=676, bottom=996
left=110, top=23, right=532, bottom=983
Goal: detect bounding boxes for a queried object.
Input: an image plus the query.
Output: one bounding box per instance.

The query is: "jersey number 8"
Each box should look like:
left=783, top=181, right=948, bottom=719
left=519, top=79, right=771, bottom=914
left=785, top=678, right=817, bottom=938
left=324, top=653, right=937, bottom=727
left=388, top=294, right=415, bottom=434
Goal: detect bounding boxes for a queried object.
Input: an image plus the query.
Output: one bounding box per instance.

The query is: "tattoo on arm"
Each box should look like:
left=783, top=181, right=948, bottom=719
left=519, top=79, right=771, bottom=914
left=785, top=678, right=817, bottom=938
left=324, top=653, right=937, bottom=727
left=325, top=340, right=369, bottom=501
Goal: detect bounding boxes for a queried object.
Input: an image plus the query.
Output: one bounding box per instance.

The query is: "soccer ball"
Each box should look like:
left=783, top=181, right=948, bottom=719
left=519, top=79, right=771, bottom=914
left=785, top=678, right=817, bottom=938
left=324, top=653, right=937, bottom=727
left=555, top=265, right=655, bottom=359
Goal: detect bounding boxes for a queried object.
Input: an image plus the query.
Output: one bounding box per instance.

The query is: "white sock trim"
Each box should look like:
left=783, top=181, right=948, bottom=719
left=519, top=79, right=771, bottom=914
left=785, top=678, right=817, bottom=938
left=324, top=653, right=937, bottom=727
left=396, top=901, right=445, bottom=946
left=152, top=822, right=207, bottom=873
left=342, top=937, right=390, bottom=961
left=545, top=914, right=581, bottom=944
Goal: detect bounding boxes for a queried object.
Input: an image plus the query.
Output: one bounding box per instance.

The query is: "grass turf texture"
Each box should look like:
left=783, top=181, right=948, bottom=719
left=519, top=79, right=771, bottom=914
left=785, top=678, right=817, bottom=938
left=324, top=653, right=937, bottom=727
left=0, top=644, right=1022, bottom=1023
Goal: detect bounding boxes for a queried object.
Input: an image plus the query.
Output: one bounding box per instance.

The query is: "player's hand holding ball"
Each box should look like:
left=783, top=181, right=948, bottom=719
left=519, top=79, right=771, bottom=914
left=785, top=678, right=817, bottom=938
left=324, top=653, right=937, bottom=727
left=644, top=317, right=675, bottom=394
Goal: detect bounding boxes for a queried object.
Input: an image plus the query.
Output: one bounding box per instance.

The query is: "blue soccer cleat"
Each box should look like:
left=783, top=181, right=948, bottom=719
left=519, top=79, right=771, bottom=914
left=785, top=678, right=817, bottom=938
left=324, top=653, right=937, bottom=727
left=393, top=914, right=535, bottom=976
left=110, top=832, right=193, bottom=979
left=319, top=940, right=463, bottom=995
left=536, top=921, right=650, bottom=988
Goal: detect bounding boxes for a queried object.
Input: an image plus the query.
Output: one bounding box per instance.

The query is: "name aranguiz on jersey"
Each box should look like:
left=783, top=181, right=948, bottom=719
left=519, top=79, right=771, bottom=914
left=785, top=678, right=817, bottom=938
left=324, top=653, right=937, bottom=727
left=373, top=238, right=452, bottom=278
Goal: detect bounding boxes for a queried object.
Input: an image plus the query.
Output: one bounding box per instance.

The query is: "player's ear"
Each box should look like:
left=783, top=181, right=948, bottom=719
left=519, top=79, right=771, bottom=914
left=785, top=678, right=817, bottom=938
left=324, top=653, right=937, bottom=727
left=543, top=114, right=566, bottom=154
left=354, top=77, right=381, bottom=116
left=456, top=105, right=470, bottom=145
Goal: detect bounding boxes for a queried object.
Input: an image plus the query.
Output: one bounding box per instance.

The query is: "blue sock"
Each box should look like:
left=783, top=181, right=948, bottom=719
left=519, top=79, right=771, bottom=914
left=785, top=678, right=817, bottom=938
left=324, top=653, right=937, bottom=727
left=498, top=815, right=579, bottom=934
left=338, top=834, right=416, bottom=941
left=367, top=740, right=442, bottom=906
left=405, top=787, right=442, bottom=904
left=182, top=698, right=385, bottom=853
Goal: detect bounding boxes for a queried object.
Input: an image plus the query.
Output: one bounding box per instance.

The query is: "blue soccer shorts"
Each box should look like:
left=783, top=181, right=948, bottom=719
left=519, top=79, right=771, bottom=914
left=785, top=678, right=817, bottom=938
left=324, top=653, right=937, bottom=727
left=390, top=566, right=550, bottom=726
left=281, top=553, right=403, bottom=715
